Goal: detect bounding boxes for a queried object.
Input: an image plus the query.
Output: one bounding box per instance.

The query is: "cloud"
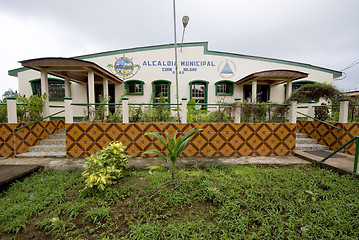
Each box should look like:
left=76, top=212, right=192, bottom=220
left=0, top=0, right=358, bottom=95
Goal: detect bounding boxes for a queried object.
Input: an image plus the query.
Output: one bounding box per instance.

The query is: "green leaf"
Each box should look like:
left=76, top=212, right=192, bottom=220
left=146, top=163, right=167, bottom=172
left=142, top=149, right=168, bottom=162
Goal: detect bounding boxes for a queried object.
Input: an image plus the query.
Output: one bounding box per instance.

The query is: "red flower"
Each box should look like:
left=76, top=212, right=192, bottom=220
left=215, top=195, right=218, bottom=198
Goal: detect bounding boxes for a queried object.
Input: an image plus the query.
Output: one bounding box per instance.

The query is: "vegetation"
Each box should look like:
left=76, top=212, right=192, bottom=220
left=287, top=82, right=343, bottom=103
left=143, top=128, right=202, bottom=178
left=1, top=164, right=358, bottom=239
left=82, top=141, right=130, bottom=191
left=16, top=93, right=46, bottom=122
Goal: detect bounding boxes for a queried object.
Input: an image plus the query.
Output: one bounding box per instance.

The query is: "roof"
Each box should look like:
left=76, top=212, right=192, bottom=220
left=19, top=58, right=122, bottom=84
left=236, top=70, right=309, bottom=85
left=8, top=42, right=342, bottom=79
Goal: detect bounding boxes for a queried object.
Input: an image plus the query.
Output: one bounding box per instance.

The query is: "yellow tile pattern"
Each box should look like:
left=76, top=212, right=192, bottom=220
left=297, top=120, right=358, bottom=155
left=0, top=120, right=65, bottom=157
left=66, top=123, right=296, bottom=158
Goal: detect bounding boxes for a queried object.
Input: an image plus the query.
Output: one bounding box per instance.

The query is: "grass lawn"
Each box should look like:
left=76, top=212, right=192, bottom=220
left=0, top=164, right=358, bottom=239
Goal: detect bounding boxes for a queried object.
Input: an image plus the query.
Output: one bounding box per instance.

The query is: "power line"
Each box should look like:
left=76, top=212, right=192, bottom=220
left=334, top=58, right=359, bottom=81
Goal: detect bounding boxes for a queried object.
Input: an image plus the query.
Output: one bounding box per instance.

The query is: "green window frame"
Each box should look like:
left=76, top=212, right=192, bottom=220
left=215, top=80, right=234, bottom=96
left=152, top=80, right=171, bottom=104
left=125, top=80, right=144, bottom=95
left=189, top=80, right=209, bottom=110
left=29, top=78, right=65, bottom=101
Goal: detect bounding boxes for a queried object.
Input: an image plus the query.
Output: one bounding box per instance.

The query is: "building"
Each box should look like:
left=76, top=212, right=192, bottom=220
left=8, top=42, right=342, bottom=119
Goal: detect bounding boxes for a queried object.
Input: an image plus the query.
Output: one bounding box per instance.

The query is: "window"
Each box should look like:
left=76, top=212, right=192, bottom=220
left=190, top=80, right=208, bottom=110
left=30, top=78, right=65, bottom=101
left=215, top=80, right=234, bottom=96
left=125, top=80, right=144, bottom=95
left=152, top=80, right=171, bottom=103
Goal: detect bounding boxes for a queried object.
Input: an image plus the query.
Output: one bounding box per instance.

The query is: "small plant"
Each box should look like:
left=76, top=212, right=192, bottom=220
left=206, top=187, right=223, bottom=205
left=143, top=128, right=202, bottom=178
left=82, top=141, right=130, bottom=191
left=38, top=217, right=75, bottom=236
left=83, top=207, right=111, bottom=223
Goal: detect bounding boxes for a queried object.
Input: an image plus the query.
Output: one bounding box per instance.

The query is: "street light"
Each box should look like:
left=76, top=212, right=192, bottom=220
left=180, top=16, right=189, bottom=51
left=172, top=0, right=180, bottom=122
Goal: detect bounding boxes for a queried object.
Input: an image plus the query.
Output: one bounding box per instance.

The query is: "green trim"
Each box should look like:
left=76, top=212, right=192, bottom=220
left=215, top=80, right=234, bottom=96
left=189, top=80, right=208, bottom=110
left=50, top=116, right=65, bottom=120
left=152, top=80, right=171, bottom=104
left=125, top=80, right=145, bottom=95
left=8, top=67, right=30, bottom=77
left=9, top=42, right=342, bottom=79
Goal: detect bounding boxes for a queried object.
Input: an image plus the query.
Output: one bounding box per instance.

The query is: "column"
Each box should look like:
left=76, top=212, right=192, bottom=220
left=339, top=99, right=349, bottom=123
left=114, top=83, right=122, bottom=103
left=238, top=84, right=244, bottom=102
left=307, top=101, right=316, bottom=121
left=251, top=80, right=257, bottom=103
left=6, top=96, right=17, bottom=123
left=64, top=77, right=71, bottom=97
left=64, top=96, right=73, bottom=123
left=181, top=97, right=188, bottom=123
left=234, top=97, right=241, bottom=123
left=88, top=71, right=95, bottom=121
left=122, top=96, right=129, bottom=123
left=103, top=78, right=109, bottom=118
left=41, top=71, right=50, bottom=120
left=288, top=101, right=297, bottom=123
left=286, top=79, right=292, bottom=99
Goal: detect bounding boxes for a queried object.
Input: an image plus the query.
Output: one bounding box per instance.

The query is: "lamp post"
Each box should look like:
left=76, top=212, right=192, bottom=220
left=172, top=0, right=180, bottom=122
left=180, top=16, right=189, bottom=52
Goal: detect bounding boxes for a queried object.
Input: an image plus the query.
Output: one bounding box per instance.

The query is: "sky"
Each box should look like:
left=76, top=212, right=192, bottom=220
left=0, top=0, right=358, bottom=96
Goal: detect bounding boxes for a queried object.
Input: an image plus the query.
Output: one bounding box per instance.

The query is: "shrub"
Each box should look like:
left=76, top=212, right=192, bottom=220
left=143, top=128, right=202, bottom=178
left=16, top=93, right=46, bottom=122
left=82, top=141, right=130, bottom=191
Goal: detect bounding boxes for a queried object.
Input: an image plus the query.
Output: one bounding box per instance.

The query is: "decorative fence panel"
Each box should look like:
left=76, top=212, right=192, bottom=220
left=0, top=120, right=65, bottom=157
left=66, top=122, right=296, bottom=158
left=297, top=120, right=359, bottom=155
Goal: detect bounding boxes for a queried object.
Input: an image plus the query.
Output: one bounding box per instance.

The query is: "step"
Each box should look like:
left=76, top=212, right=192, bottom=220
left=16, top=152, right=66, bottom=158
left=40, top=139, right=66, bottom=145
left=49, top=133, right=66, bottom=139
left=29, top=145, right=66, bottom=152
left=296, top=138, right=317, bottom=144
left=295, top=143, right=329, bottom=151
left=296, top=133, right=310, bottom=139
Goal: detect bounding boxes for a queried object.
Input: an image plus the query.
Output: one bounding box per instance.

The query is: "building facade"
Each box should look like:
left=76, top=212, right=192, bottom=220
left=8, top=42, right=342, bottom=119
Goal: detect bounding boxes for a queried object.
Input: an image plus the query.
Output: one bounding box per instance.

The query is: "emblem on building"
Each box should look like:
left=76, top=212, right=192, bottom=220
left=107, top=55, right=141, bottom=79
left=218, top=59, right=236, bottom=78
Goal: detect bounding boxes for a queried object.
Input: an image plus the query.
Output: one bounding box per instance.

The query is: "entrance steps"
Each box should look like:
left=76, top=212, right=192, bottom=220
left=295, top=132, right=328, bottom=151
left=16, top=129, right=66, bottom=158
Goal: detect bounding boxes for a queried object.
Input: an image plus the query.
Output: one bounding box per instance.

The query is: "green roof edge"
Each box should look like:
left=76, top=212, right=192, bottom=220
left=8, top=41, right=342, bottom=78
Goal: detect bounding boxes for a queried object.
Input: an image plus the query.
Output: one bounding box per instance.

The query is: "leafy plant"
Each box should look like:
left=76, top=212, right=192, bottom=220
left=286, top=82, right=343, bottom=103
left=16, top=93, right=46, bottom=122
left=0, top=99, right=7, bottom=123
left=83, top=207, right=111, bottom=223
left=315, top=105, right=329, bottom=121
left=82, top=141, right=130, bottom=191
left=143, top=128, right=202, bottom=178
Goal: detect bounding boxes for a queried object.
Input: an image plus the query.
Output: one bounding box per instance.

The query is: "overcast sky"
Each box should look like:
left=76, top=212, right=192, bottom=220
left=1, top=0, right=358, bottom=96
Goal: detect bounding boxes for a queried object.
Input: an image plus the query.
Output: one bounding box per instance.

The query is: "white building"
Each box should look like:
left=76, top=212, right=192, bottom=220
left=8, top=42, right=341, bottom=119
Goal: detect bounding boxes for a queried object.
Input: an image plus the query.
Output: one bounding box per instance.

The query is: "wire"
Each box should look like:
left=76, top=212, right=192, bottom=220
left=334, top=58, right=359, bottom=81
